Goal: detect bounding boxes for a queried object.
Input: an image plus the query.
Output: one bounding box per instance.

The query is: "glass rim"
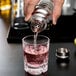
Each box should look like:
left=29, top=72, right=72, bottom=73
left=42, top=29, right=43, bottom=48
left=22, top=35, right=50, bottom=45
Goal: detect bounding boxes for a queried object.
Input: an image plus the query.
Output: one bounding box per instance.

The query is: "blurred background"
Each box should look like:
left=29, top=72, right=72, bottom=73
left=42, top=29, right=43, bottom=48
left=0, top=0, right=76, bottom=43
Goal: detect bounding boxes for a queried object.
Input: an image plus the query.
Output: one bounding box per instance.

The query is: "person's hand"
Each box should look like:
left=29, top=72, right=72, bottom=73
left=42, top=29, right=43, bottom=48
left=24, top=0, right=64, bottom=25
left=24, top=0, right=40, bottom=21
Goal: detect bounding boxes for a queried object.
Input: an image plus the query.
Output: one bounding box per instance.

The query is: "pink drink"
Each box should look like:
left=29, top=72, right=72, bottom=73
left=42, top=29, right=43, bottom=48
left=22, top=35, right=50, bottom=75
left=23, top=45, right=49, bottom=75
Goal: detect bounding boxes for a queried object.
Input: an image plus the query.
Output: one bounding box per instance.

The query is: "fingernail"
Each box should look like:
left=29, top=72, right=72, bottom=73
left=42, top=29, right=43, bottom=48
left=25, top=17, right=28, bottom=21
left=53, top=18, right=57, bottom=25
left=53, top=21, right=56, bottom=25
left=25, top=14, right=31, bottom=21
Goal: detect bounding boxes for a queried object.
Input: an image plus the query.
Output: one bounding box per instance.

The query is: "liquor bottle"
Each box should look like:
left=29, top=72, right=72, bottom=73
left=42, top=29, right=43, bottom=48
left=0, top=0, right=11, bottom=11
left=0, top=0, right=12, bottom=23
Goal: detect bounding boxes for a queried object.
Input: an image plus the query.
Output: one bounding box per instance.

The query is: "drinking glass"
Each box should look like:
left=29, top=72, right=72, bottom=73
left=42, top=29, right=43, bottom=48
left=22, top=35, right=50, bottom=75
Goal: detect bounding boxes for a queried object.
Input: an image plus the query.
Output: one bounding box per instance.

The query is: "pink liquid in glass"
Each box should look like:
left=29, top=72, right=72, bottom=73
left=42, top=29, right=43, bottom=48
left=23, top=45, right=49, bottom=75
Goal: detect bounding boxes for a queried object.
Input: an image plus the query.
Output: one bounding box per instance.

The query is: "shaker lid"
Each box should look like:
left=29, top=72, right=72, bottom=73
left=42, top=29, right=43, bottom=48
left=56, top=48, right=70, bottom=59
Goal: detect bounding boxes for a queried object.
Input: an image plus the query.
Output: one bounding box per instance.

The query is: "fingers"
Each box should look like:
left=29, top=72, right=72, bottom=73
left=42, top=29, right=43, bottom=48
left=24, top=0, right=29, bottom=13
left=52, top=5, right=62, bottom=25
left=24, top=0, right=40, bottom=21
left=52, top=0, right=64, bottom=25
left=24, top=0, right=64, bottom=25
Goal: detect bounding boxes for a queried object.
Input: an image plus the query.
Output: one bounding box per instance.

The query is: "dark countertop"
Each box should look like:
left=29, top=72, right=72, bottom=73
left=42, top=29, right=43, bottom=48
left=0, top=16, right=76, bottom=76
left=0, top=17, right=24, bottom=76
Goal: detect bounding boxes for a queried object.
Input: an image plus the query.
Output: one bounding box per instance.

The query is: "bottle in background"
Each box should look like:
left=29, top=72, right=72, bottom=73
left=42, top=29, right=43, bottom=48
left=0, top=0, right=11, bottom=11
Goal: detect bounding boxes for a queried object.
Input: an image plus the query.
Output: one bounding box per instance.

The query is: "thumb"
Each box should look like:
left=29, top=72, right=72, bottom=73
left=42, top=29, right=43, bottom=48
left=25, top=0, right=40, bottom=21
left=52, top=0, right=64, bottom=25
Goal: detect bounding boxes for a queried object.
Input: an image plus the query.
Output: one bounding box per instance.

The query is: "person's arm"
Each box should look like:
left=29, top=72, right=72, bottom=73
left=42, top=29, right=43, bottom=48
left=24, top=0, right=64, bottom=25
